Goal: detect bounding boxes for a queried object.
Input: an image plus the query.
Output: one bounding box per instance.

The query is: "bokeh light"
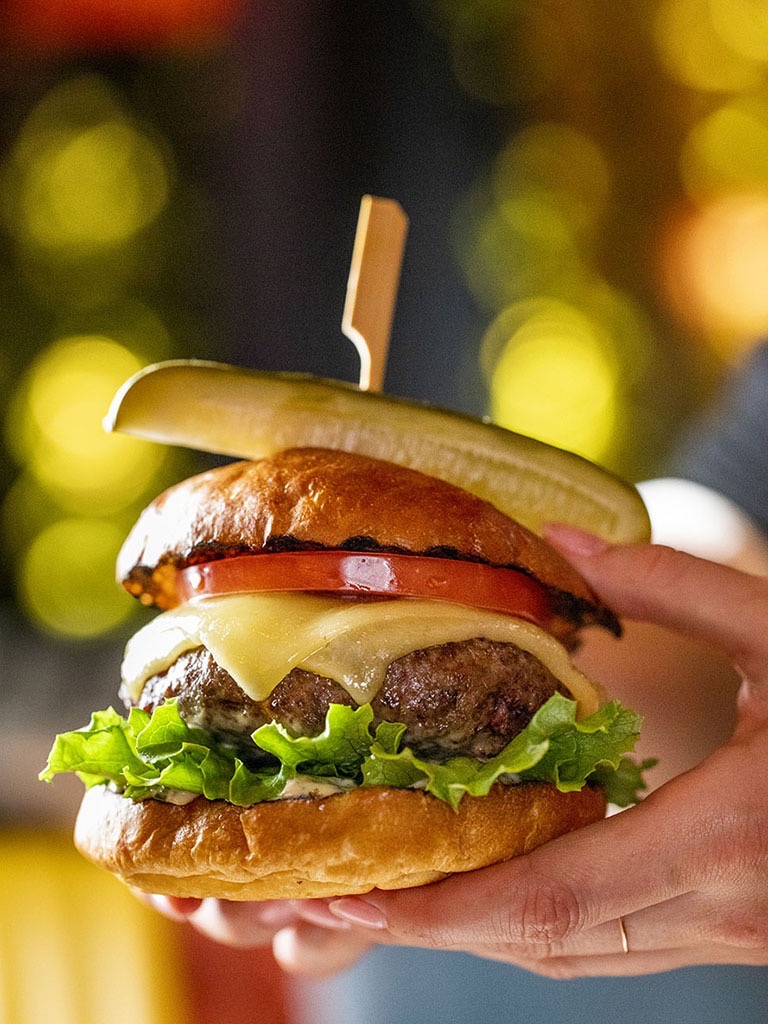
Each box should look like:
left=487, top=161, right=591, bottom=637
left=5, top=0, right=242, bottom=53
left=493, top=123, right=612, bottom=235
left=433, top=0, right=533, bottom=106
left=483, top=299, right=618, bottom=462
left=652, top=0, right=768, bottom=358
left=2, top=335, right=175, bottom=639
left=447, top=0, right=768, bottom=461
left=456, top=121, right=614, bottom=316
left=664, top=193, right=768, bottom=351
left=654, top=0, right=765, bottom=92
left=680, top=98, right=768, bottom=203
left=1, top=74, right=171, bottom=257
left=6, top=335, right=164, bottom=511
left=0, top=66, right=190, bottom=641
left=18, top=119, right=169, bottom=251
left=18, top=517, right=135, bottom=639
left=708, top=0, right=768, bottom=64
left=460, top=189, right=586, bottom=311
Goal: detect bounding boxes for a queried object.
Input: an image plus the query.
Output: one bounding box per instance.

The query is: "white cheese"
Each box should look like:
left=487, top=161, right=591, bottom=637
left=122, top=593, right=600, bottom=715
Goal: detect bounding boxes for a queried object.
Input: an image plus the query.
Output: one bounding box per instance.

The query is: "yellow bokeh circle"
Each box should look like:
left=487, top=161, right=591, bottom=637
left=19, top=517, right=134, bottom=639
left=485, top=299, right=618, bottom=463
left=1, top=74, right=171, bottom=254
left=18, top=118, right=170, bottom=251
left=7, top=335, right=163, bottom=512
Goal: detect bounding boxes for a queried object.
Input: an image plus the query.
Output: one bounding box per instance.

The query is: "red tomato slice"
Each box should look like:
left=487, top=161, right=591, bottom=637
left=176, top=551, right=552, bottom=628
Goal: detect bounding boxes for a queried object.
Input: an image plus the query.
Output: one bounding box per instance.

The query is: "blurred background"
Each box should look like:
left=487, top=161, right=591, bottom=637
left=1, top=1, right=767, bottom=1022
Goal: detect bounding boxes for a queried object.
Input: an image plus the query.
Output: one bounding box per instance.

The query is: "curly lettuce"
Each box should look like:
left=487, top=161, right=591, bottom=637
left=40, top=695, right=652, bottom=810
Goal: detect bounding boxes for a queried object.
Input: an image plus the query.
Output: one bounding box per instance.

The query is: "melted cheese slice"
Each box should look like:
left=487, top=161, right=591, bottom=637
left=122, top=593, right=601, bottom=716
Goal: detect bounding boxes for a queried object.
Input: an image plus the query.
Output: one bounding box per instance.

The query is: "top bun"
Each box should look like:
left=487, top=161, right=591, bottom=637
left=117, top=447, right=618, bottom=636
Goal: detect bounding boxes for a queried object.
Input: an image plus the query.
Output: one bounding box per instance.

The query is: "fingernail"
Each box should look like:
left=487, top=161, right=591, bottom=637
left=544, top=523, right=610, bottom=557
left=297, top=901, right=353, bottom=930
left=328, top=897, right=387, bottom=930
left=254, top=901, right=305, bottom=927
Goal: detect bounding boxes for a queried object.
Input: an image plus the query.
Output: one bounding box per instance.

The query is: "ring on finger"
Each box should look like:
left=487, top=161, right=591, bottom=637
left=618, top=916, right=630, bottom=954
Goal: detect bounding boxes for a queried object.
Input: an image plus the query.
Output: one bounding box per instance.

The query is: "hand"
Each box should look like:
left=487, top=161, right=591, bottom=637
left=144, top=894, right=376, bottom=978
left=318, top=532, right=768, bottom=977
left=149, top=534, right=768, bottom=978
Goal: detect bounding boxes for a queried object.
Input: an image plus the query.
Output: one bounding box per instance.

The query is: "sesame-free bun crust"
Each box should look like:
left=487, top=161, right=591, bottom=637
left=75, top=783, right=605, bottom=901
left=117, top=448, right=614, bottom=636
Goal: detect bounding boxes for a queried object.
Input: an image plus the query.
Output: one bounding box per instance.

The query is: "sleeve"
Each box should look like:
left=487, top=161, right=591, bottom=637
left=670, top=342, right=768, bottom=537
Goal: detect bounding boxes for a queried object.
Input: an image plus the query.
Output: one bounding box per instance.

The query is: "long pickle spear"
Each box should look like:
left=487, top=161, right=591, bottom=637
left=105, top=360, right=650, bottom=543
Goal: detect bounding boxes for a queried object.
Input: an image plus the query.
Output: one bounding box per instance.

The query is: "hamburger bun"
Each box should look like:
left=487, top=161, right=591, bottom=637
left=76, top=781, right=606, bottom=900
left=42, top=446, right=643, bottom=903
left=117, top=447, right=619, bottom=641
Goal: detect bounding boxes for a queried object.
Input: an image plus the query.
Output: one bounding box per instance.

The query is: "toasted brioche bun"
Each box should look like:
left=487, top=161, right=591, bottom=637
left=116, top=447, right=617, bottom=638
left=75, top=783, right=606, bottom=901
left=89, top=447, right=615, bottom=901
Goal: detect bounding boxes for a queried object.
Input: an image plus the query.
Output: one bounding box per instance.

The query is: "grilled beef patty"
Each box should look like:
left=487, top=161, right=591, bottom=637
left=125, top=638, right=563, bottom=765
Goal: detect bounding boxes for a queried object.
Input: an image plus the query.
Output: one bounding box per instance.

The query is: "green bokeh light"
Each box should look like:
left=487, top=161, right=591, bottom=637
left=18, top=119, right=169, bottom=251
left=459, top=188, right=587, bottom=311
left=493, top=123, right=611, bottom=234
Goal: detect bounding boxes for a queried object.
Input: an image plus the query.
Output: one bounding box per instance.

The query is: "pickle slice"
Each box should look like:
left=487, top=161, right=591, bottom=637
left=105, top=359, right=650, bottom=543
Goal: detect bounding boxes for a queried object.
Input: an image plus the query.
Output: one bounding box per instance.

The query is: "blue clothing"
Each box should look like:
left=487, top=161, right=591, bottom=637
left=672, top=343, right=768, bottom=534
left=297, top=948, right=768, bottom=1024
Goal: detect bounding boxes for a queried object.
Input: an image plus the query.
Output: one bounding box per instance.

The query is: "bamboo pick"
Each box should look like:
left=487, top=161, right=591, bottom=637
left=342, top=195, right=409, bottom=392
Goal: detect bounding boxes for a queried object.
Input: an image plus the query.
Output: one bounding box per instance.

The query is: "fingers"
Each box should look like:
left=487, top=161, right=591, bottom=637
left=327, top=751, right=764, bottom=953
left=183, top=898, right=301, bottom=948
left=494, top=944, right=768, bottom=980
left=140, top=894, right=377, bottom=977
left=469, top=889, right=768, bottom=967
left=272, top=922, right=375, bottom=978
left=545, top=526, right=768, bottom=698
left=327, top=726, right=768, bottom=974
left=140, top=894, right=203, bottom=922
left=326, top=841, right=768, bottom=977
left=329, top=794, right=685, bottom=949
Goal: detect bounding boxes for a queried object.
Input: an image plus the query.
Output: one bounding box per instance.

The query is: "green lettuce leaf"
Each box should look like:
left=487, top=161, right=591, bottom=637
left=590, top=755, right=656, bottom=807
left=252, top=703, right=379, bottom=775
left=362, top=693, right=645, bottom=809
left=40, top=700, right=294, bottom=805
left=40, top=694, right=649, bottom=809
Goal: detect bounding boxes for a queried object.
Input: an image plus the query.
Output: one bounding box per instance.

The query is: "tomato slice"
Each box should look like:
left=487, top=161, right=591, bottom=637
left=176, top=551, right=552, bottom=628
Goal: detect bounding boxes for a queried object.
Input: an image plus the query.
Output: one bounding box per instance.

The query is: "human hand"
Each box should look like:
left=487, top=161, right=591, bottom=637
left=147, top=533, right=768, bottom=977
left=144, top=894, right=376, bottom=977
left=314, top=531, right=768, bottom=976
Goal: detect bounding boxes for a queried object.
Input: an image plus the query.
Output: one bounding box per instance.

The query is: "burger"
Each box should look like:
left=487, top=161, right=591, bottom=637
left=41, top=446, right=647, bottom=900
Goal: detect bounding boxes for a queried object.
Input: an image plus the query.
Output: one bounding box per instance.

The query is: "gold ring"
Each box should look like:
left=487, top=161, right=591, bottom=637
left=618, top=916, right=630, bottom=954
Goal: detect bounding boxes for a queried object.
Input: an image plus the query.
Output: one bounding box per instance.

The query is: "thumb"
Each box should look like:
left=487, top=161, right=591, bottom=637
left=324, top=773, right=706, bottom=952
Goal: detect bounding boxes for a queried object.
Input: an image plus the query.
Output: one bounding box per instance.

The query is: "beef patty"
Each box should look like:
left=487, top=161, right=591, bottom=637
left=125, top=638, right=564, bottom=765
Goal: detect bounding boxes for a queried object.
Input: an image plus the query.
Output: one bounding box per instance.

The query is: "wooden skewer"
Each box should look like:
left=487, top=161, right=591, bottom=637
left=342, top=195, right=409, bottom=392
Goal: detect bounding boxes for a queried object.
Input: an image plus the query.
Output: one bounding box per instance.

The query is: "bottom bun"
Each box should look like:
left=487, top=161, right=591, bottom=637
left=75, top=783, right=606, bottom=901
